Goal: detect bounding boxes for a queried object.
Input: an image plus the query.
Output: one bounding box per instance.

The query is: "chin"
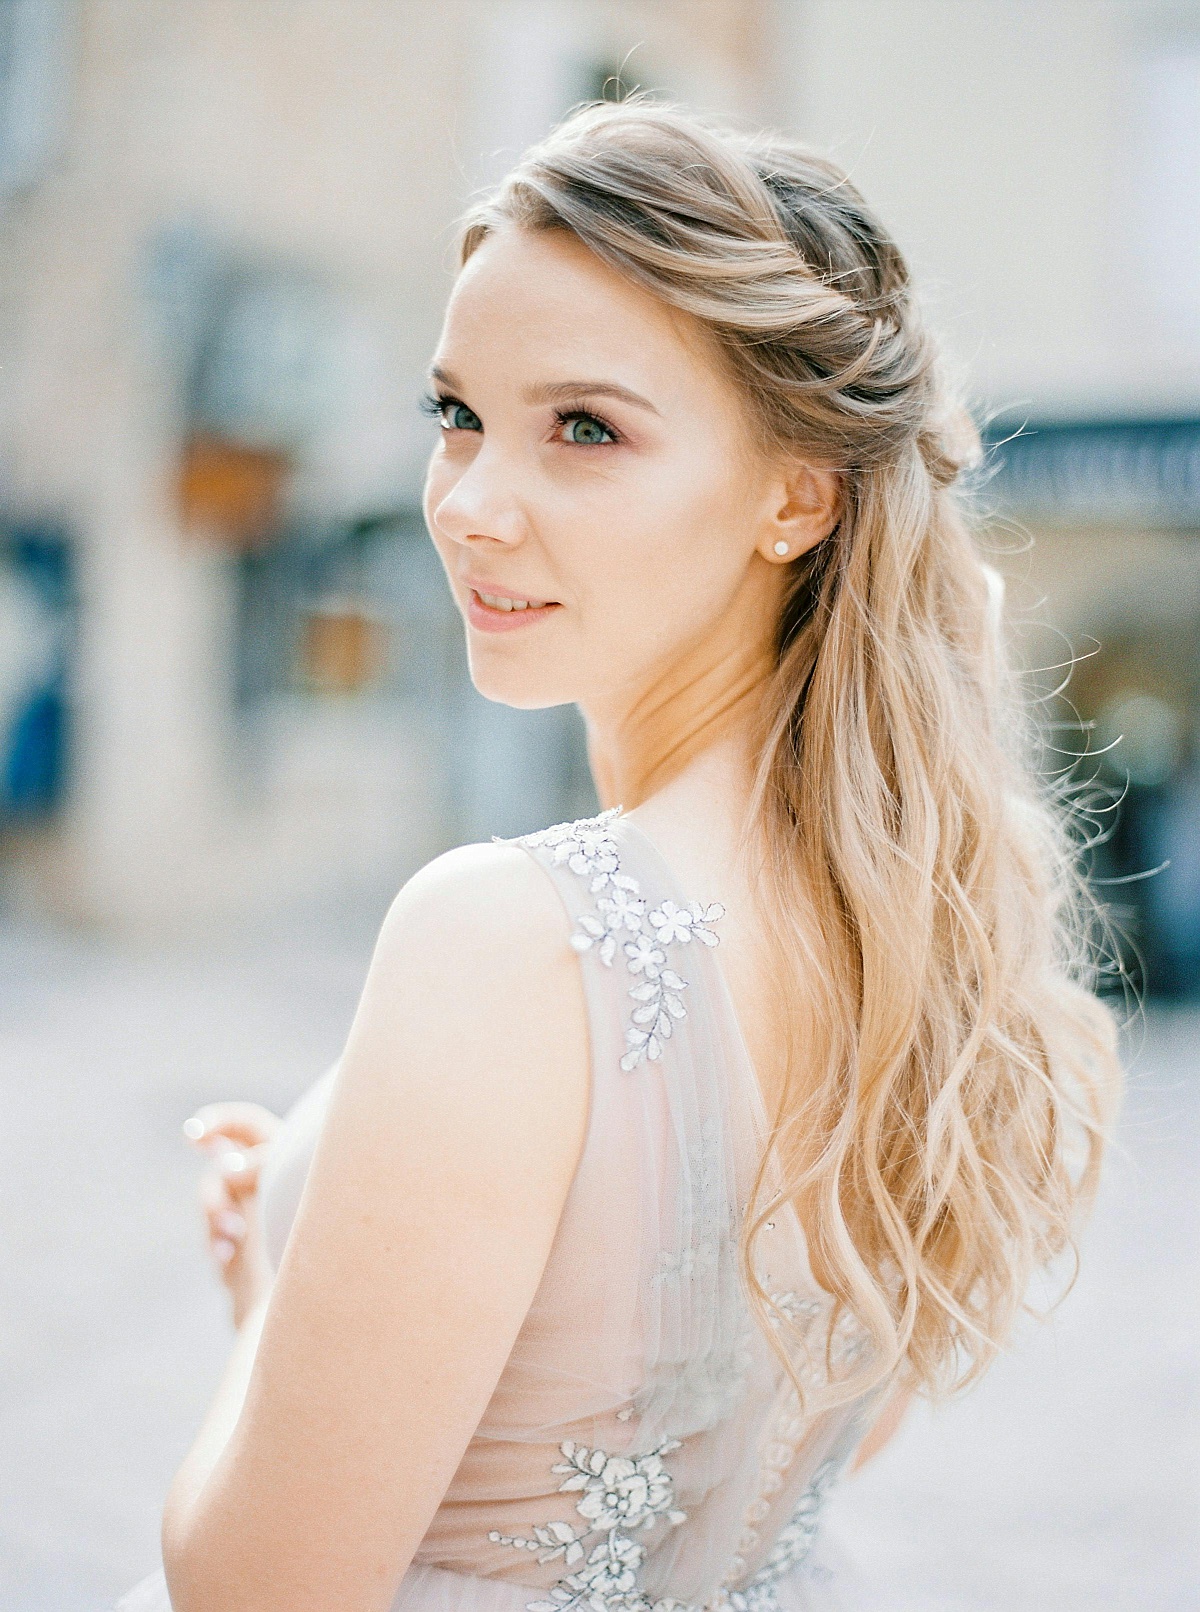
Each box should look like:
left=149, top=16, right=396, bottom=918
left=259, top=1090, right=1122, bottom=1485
left=466, top=649, right=575, bottom=711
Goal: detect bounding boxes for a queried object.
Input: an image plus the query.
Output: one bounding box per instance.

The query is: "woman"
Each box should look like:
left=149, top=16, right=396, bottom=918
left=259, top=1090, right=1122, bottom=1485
left=117, top=100, right=1120, bottom=1612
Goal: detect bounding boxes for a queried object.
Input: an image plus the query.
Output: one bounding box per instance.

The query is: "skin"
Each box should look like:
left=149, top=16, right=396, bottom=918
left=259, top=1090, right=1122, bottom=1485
left=162, top=225, right=902, bottom=1611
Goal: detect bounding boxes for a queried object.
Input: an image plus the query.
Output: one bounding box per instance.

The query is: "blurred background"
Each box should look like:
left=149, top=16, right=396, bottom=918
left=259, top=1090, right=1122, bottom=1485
left=0, top=2, right=1195, bottom=1609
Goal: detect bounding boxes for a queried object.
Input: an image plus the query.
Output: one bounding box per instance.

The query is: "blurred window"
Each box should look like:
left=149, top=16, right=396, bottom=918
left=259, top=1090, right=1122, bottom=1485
left=984, top=417, right=1200, bottom=529
left=0, top=523, right=72, bottom=819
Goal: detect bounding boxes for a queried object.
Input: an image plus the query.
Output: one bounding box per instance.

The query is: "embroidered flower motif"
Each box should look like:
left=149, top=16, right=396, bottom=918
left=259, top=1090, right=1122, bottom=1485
left=571, top=914, right=620, bottom=968
left=623, top=933, right=667, bottom=978
left=598, top=878, right=648, bottom=933
left=713, top=1582, right=783, bottom=1612
left=490, top=1436, right=688, bottom=1612
left=622, top=1017, right=667, bottom=1070
left=560, top=1442, right=686, bottom=1534
left=653, top=1239, right=719, bottom=1284
left=767, top=1290, right=823, bottom=1329
left=571, top=1530, right=644, bottom=1597
left=751, top=1459, right=839, bottom=1581
left=523, top=808, right=623, bottom=891
left=515, top=809, right=726, bottom=1073
left=647, top=899, right=725, bottom=948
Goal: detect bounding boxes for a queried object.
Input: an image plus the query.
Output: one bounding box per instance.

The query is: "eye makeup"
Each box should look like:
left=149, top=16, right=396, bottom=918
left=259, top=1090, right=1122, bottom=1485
left=420, top=391, right=624, bottom=446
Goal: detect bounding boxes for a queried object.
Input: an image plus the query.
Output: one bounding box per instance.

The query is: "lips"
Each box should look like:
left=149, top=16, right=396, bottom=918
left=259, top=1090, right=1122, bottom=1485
left=465, top=587, right=561, bottom=634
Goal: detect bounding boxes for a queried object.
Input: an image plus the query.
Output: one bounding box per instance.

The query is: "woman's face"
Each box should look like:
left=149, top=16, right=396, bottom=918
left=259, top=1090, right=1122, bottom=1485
left=422, top=223, right=784, bottom=713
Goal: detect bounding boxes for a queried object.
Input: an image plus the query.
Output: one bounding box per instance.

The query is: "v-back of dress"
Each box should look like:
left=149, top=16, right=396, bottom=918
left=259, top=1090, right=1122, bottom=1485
left=115, top=808, right=887, bottom=1612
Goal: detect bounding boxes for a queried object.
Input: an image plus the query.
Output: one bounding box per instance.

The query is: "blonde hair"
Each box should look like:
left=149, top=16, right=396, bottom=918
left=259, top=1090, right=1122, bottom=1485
left=459, top=99, right=1122, bottom=1405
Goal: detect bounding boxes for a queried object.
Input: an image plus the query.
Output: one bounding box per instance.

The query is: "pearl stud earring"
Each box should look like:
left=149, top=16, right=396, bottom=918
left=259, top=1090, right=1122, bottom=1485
left=773, top=540, right=790, bottom=556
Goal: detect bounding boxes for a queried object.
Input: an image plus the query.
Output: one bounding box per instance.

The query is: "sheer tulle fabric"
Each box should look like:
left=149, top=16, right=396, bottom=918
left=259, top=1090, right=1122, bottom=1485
left=115, top=810, right=887, bottom=1612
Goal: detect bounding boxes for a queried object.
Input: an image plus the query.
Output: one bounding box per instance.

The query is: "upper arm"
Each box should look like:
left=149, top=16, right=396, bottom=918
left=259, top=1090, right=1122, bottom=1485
left=168, top=842, right=591, bottom=1612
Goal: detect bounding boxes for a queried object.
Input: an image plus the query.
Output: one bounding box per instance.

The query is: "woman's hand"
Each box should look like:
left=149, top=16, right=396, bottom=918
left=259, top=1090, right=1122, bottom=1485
left=183, top=1103, right=282, bottom=1330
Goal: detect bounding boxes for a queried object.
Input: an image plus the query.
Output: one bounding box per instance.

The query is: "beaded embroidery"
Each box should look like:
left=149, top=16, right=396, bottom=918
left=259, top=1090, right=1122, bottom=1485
left=516, top=808, right=726, bottom=1071
left=488, top=1433, right=840, bottom=1612
left=714, top=1459, right=841, bottom=1612
left=747, top=1459, right=839, bottom=1583
left=488, top=1436, right=688, bottom=1612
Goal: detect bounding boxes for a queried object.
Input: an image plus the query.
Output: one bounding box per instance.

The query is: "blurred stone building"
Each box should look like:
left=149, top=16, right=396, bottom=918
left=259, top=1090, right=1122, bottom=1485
left=0, top=0, right=771, bottom=928
left=0, top=0, right=1196, bottom=990
left=779, top=2, right=1200, bottom=997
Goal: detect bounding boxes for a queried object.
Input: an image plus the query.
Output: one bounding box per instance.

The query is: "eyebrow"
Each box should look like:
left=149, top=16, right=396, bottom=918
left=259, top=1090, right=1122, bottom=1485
left=428, top=366, right=660, bottom=416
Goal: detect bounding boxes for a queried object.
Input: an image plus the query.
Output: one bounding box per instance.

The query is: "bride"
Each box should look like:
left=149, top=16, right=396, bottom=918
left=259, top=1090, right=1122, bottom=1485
left=119, top=99, right=1120, bottom=1612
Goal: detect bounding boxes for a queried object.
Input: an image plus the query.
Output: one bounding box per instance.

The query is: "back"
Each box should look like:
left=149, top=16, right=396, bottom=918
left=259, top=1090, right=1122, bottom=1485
left=260, top=807, right=890, bottom=1612
left=119, top=825, right=890, bottom=1605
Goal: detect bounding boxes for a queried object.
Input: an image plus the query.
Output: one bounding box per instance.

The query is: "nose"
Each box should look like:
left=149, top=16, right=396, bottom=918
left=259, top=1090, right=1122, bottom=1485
left=428, top=442, right=529, bottom=550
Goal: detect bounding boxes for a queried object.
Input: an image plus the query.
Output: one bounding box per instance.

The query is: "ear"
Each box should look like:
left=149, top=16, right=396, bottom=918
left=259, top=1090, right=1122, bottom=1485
left=757, top=461, right=841, bottom=565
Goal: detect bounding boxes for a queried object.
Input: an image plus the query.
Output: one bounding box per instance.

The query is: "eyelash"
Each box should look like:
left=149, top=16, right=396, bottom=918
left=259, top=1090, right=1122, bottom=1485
left=419, top=392, right=622, bottom=446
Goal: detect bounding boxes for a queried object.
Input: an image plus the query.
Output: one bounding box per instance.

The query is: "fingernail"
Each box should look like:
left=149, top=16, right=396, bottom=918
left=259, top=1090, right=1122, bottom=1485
left=182, top=1116, right=206, bottom=1141
left=213, top=1237, right=237, bottom=1264
left=216, top=1210, right=246, bottom=1239
left=221, top=1151, right=249, bottom=1175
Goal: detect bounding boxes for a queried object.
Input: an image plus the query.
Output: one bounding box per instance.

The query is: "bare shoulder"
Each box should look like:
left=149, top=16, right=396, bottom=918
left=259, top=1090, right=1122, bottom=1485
left=373, top=841, right=583, bottom=1059
left=380, top=837, right=574, bottom=970
left=338, top=838, right=590, bottom=1200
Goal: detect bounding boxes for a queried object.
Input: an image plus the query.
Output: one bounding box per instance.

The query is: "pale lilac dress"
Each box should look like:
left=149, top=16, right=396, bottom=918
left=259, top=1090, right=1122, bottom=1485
left=116, top=808, right=886, bottom=1612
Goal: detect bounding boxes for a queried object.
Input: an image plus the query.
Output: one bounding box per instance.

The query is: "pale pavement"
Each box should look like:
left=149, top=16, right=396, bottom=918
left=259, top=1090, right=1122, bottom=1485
left=1, top=904, right=1195, bottom=1611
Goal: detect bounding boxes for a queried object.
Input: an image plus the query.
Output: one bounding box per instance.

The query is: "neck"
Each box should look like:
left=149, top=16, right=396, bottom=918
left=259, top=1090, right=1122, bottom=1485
left=582, top=557, right=781, bottom=812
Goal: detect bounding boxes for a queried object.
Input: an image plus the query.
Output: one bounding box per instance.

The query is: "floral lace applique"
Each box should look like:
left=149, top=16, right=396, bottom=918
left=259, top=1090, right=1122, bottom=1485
left=653, top=1116, right=724, bottom=1287
left=709, top=1289, right=868, bottom=1595
left=488, top=1436, right=688, bottom=1612
left=751, top=1458, right=839, bottom=1582
left=502, top=812, right=846, bottom=1612
left=766, top=1289, right=870, bottom=1380
left=516, top=808, right=725, bottom=1072
left=724, top=1457, right=842, bottom=1612
left=767, top=1290, right=824, bottom=1328
left=653, top=1242, right=718, bottom=1284
left=487, top=1428, right=840, bottom=1612
left=713, top=1459, right=841, bottom=1612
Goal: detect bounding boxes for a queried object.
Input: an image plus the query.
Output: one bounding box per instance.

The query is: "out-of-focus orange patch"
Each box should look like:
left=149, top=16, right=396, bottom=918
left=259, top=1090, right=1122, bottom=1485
left=178, top=433, right=290, bottom=546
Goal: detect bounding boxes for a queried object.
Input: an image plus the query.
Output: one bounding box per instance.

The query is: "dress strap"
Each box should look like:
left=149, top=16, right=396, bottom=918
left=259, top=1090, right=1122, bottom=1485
left=502, top=806, right=728, bottom=1073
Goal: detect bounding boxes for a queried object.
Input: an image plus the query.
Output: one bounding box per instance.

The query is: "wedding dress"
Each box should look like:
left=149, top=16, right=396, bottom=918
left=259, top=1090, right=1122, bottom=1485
left=116, top=807, right=887, bottom=1612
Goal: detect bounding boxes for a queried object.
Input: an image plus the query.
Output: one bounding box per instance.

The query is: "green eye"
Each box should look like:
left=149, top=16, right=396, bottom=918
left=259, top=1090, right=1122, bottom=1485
left=562, top=414, right=614, bottom=445
left=447, top=402, right=482, bottom=432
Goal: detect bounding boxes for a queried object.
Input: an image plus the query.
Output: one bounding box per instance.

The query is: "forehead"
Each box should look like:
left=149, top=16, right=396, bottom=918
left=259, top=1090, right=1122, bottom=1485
left=436, top=223, right=724, bottom=403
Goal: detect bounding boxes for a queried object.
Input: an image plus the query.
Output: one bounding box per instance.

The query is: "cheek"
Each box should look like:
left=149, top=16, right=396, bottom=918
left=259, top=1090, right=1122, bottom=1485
left=566, top=452, right=752, bottom=670
left=603, top=446, right=749, bottom=596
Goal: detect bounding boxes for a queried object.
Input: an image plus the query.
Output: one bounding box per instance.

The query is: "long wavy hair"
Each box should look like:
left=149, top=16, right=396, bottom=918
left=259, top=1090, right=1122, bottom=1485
left=457, top=99, right=1122, bottom=1406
